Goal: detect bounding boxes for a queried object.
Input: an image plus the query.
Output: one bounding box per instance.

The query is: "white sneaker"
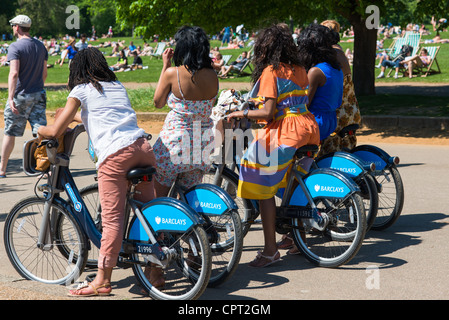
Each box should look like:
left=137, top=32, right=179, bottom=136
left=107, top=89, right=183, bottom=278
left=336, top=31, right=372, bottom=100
left=375, top=64, right=381, bottom=68
left=377, top=73, right=385, bottom=79
left=394, top=73, right=398, bottom=79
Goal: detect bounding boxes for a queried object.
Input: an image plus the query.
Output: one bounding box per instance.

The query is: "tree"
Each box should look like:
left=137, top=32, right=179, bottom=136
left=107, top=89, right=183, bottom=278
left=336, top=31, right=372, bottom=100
left=114, top=0, right=446, bottom=96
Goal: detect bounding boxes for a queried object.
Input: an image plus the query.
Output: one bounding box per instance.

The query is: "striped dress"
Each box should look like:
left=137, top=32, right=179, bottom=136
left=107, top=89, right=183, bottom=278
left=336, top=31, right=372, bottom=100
left=238, top=63, right=320, bottom=200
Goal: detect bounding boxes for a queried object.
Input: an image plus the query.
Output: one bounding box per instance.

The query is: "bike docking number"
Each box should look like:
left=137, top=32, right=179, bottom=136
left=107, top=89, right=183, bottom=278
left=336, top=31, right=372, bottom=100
left=177, top=303, right=271, bottom=317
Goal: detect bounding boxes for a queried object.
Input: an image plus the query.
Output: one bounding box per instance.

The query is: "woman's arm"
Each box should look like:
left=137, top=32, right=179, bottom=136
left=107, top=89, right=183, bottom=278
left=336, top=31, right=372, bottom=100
left=227, top=97, right=276, bottom=122
left=154, top=48, right=175, bottom=109
left=307, top=67, right=326, bottom=105
left=38, top=97, right=80, bottom=139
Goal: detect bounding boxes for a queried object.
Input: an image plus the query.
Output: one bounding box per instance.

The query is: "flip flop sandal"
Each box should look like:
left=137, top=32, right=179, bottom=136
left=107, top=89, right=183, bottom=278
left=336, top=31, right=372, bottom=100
left=68, top=281, right=111, bottom=297
left=276, top=236, right=294, bottom=249
left=248, top=250, right=281, bottom=268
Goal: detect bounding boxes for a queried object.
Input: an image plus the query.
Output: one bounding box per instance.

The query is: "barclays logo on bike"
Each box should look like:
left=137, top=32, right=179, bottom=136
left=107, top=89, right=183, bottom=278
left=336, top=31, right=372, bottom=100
left=314, top=184, right=345, bottom=193
left=154, top=216, right=187, bottom=226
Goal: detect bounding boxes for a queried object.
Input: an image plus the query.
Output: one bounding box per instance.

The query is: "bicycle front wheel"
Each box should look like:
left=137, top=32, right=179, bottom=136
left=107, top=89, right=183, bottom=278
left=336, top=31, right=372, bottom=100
left=131, top=221, right=212, bottom=300
left=3, top=197, right=89, bottom=285
left=291, top=192, right=366, bottom=268
left=202, top=166, right=254, bottom=236
left=206, top=209, right=243, bottom=287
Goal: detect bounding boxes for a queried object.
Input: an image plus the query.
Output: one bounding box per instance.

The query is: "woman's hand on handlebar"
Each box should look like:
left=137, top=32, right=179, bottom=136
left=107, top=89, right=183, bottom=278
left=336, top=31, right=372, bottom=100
left=227, top=110, right=244, bottom=122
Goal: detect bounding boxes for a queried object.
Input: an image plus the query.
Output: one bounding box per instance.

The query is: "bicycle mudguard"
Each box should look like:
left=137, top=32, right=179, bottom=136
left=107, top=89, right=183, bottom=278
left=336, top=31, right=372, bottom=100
left=129, top=197, right=204, bottom=240
left=289, top=168, right=360, bottom=206
left=184, top=183, right=238, bottom=216
left=315, top=151, right=367, bottom=179
left=350, top=145, right=398, bottom=171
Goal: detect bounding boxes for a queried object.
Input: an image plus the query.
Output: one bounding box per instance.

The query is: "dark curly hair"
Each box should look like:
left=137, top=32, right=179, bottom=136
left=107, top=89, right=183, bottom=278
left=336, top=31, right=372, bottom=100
left=68, top=47, right=117, bottom=93
left=173, top=25, right=212, bottom=82
left=251, top=23, right=302, bottom=85
left=297, top=24, right=341, bottom=71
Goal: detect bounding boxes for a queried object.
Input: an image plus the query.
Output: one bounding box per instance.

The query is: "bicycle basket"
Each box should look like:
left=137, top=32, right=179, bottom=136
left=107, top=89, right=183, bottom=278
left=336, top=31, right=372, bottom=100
left=22, top=138, right=42, bottom=176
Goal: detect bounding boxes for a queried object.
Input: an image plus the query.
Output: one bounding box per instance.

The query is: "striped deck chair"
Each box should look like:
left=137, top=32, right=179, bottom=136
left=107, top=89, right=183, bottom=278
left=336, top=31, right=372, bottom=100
left=405, top=33, right=421, bottom=56
left=150, top=42, right=166, bottom=59
left=222, top=54, right=232, bottom=66
left=387, top=35, right=420, bottom=77
left=417, top=46, right=441, bottom=77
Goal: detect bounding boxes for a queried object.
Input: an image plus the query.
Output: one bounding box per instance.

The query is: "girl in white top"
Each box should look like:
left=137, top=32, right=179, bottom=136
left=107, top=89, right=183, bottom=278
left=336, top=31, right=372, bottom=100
left=38, top=47, right=156, bottom=297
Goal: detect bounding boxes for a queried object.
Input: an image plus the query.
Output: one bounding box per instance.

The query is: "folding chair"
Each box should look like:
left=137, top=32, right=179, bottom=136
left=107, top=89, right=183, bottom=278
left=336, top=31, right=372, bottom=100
left=222, top=54, right=232, bottom=66
left=418, top=46, right=441, bottom=77
left=150, top=42, right=166, bottom=59
left=405, top=33, right=421, bottom=56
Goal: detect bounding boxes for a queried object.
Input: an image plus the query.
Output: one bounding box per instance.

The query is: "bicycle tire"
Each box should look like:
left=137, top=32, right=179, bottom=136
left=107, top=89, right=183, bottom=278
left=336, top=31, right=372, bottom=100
left=78, top=183, right=102, bottom=268
left=360, top=174, right=379, bottom=230
left=130, top=219, right=212, bottom=300
left=205, top=209, right=243, bottom=287
left=3, top=196, right=89, bottom=285
left=202, top=166, right=255, bottom=236
left=371, top=165, right=404, bottom=230
left=291, top=192, right=367, bottom=268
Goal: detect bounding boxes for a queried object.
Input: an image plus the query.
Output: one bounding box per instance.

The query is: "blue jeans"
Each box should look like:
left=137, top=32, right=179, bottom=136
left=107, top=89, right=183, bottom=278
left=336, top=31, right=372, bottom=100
left=381, top=59, right=401, bottom=69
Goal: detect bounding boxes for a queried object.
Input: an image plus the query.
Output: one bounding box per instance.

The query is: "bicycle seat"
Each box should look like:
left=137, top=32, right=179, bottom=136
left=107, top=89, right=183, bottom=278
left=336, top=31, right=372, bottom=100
left=338, top=124, right=359, bottom=138
left=295, top=145, right=319, bottom=158
left=127, top=166, right=157, bottom=182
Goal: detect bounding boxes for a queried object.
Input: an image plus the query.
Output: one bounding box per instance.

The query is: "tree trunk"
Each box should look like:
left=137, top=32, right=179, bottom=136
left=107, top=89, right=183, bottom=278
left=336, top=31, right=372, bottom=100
left=352, top=21, right=378, bottom=96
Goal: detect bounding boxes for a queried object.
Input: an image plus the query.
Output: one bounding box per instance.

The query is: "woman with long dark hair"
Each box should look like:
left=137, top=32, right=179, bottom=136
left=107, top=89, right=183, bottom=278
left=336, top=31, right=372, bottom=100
left=318, top=20, right=361, bottom=156
left=227, top=24, right=320, bottom=268
left=297, top=23, right=344, bottom=142
left=38, top=47, right=156, bottom=297
left=152, top=26, right=218, bottom=197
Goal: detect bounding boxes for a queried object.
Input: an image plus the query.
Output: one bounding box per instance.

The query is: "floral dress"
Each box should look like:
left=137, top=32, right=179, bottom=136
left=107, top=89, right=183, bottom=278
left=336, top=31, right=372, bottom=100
left=153, top=68, right=217, bottom=189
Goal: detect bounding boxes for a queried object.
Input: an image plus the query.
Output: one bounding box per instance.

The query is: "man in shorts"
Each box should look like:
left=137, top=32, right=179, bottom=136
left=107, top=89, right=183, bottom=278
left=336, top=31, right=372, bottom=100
left=0, top=15, right=48, bottom=178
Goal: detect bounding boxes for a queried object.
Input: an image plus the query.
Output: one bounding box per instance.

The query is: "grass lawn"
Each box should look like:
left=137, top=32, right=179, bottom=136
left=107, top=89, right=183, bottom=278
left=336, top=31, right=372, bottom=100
left=1, top=26, right=449, bottom=117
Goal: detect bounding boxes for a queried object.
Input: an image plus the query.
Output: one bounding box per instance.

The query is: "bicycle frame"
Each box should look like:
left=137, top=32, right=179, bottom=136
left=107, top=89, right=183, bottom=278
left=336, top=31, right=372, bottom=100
left=37, top=126, right=205, bottom=265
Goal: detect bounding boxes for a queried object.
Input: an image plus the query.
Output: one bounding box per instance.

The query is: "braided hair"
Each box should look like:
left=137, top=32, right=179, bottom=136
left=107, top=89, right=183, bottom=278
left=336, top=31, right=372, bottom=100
left=251, top=23, right=302, bottom=85
left=68, top=47, right=117, bottom=93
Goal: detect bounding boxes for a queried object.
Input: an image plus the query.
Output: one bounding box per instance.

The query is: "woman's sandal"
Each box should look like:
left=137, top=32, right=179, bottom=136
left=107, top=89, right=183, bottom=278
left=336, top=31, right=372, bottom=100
left=141, top=264, right=165, bottom=294
left=248, top=251, right=281, bottom=268
left=68, top=281, right=112, bottom=297
left=276, top=235, right=294, bottom=249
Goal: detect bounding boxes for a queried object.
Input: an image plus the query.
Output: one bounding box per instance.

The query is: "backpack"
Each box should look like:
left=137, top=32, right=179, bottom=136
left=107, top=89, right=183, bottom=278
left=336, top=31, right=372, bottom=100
left=396, top=44, right=413, bottom=61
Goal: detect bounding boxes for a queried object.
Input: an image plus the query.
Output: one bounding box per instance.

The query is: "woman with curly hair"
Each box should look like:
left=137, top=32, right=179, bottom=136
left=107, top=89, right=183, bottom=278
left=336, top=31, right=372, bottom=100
left=298, top=23, right=344, bottom=142
left=227, top=23, right=320, bottom=268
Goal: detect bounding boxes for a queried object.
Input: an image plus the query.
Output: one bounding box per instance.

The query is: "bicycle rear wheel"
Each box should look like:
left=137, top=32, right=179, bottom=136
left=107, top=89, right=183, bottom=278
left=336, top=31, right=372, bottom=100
left=291, top=192, right=366, bottom=268
left=371, top=165, right=404, bottom=230
left=130, top=219, right=212, bottom=300
left=3, top=196, right=88, bottom=284
left=359, top=174, right=379, bottom=230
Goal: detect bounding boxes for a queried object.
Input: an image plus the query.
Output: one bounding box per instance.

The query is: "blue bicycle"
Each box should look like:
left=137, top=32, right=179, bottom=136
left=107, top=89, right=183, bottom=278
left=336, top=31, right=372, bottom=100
left=4, top=124, right=212, bottom=300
